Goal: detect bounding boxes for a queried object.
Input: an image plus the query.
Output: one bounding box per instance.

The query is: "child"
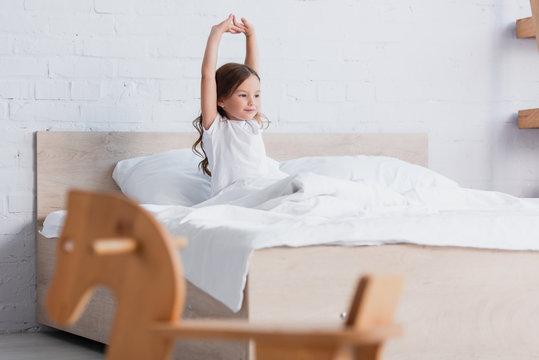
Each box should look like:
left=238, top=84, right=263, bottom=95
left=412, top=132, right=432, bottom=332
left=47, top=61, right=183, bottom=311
left=193, top=14, right=275, bottom=196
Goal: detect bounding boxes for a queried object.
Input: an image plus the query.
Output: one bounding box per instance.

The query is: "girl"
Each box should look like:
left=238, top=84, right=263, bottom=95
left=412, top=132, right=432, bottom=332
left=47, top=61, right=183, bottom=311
left=193, top=14, right=276, bottom=196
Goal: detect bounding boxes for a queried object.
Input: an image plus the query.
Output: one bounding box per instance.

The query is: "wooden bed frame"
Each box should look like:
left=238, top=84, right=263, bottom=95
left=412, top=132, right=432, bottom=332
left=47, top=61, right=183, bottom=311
left=36, top=131, right=539, bottom=359
left=47, top=189, right=403, bottom=360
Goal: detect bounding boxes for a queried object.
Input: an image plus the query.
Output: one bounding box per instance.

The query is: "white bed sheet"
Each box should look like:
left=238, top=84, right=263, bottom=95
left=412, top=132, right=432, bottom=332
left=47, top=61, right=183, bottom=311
left=41, top=173, right=539, bottom=312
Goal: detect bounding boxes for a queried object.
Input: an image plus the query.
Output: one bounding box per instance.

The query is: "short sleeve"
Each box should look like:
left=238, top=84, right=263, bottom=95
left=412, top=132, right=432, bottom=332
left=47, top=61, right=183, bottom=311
left=205, top=113, right=222, bottom=136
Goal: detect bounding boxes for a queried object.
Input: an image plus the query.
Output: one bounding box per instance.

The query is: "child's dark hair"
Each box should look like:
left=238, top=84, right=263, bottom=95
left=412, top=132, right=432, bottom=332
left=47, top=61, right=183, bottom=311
left=192, top=62, right=268, bottom=176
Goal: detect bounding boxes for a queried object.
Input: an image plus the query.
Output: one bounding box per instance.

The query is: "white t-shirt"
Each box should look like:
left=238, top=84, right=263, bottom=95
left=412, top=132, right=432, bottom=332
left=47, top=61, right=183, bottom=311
left=202, top=113, right=271, bottom=196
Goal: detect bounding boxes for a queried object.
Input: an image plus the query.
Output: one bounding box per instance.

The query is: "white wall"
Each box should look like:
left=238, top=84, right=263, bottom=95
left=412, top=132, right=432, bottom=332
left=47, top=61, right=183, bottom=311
left=1, top=0, right=538, bottom=332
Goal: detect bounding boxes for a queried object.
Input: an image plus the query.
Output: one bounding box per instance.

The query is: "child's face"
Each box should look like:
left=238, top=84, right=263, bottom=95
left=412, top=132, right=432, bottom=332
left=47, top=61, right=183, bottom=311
left=218, top=75, right=261, bottom=121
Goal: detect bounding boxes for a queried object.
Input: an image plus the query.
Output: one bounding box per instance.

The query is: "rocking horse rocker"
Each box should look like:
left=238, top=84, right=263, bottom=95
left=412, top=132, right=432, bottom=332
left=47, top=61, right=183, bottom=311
left=46, top=190, right=404, bottom=360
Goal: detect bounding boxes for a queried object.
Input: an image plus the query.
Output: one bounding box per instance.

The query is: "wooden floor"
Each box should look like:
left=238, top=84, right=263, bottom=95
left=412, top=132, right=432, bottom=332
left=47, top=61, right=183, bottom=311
left=0, top=331, right=105, bottom=360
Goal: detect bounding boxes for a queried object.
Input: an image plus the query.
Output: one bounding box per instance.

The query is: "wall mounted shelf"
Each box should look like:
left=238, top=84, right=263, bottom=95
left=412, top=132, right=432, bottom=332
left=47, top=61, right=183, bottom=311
left=516, top=16, right=536, bottom=39
left=516, top=0, right=539, bottom=47
left=516, top=0, right=539, bottom=129
left=518, top=108, right=539, bottom=129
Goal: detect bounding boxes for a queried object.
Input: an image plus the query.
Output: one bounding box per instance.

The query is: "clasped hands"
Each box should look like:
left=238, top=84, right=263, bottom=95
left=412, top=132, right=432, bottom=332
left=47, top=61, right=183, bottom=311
left=212, top=14, right=255, bottom=37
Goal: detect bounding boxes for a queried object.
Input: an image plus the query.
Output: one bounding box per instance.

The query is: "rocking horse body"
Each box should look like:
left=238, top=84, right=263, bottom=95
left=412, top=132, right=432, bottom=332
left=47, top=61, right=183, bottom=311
left=46, top=190, right=185, bottom=360
left=46, top=190, right=403, bottom=360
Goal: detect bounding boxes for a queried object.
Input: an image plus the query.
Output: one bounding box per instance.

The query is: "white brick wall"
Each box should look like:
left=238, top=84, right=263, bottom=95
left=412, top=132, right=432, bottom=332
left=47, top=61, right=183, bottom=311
left=0, top=80, right=34, bottom=99
left=1, top=0, right=539, bottom=332
left=70, top=81, right=100, bottom=100
left=35, top=80, right=70, bottom=100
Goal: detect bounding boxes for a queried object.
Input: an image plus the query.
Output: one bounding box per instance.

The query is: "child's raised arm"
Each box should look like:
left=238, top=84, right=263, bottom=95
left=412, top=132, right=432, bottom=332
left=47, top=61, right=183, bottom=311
left=235, top=17, right=259, bottom=72
left=201, top=14, right=244, bottom=130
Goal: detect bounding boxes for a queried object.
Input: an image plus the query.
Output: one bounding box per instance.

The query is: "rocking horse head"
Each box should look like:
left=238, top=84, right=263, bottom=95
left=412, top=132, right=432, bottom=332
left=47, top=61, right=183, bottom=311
left=46, top=189, right=186, bottom=332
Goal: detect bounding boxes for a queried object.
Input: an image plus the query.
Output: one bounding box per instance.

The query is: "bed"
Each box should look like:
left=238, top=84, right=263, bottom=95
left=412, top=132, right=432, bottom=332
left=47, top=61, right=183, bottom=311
left=36, top=131, right=539, bottom=359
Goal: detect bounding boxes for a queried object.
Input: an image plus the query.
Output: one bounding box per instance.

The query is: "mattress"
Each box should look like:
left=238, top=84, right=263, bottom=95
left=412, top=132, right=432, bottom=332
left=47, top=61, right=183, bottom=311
left=41, top=172, right=539, bottom=312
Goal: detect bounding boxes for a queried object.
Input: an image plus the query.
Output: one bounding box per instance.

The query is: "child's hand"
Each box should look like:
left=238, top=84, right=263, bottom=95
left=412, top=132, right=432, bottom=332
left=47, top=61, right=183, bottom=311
left=211, top=14, right=244, bottom=35
left=233, top=16, right=256, bottom=37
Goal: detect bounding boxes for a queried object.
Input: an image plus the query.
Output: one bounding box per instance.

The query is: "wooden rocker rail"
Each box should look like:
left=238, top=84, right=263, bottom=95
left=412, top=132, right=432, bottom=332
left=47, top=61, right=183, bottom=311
left=153, top=320, right=403, bottom=345
left=46, top=190, right=404, bottom=360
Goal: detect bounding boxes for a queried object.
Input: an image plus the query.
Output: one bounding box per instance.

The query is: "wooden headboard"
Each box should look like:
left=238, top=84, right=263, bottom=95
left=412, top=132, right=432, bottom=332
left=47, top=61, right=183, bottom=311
left=36, top=131, right=428, bottom=222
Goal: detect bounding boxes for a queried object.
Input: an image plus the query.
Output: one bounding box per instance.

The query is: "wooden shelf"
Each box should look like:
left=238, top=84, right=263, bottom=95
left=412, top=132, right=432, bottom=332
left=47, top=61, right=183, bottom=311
left=516, top=0, right=539, bottom=49
left=516, top=2, right=539, bottom=129
left=518, top=108, right=539, bottom=129
left=517, top=17, right=535, bottom=38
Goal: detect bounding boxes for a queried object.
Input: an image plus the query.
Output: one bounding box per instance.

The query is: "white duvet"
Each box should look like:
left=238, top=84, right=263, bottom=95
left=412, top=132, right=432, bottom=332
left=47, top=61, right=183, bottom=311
left=41, top=162, right=539, bottom=312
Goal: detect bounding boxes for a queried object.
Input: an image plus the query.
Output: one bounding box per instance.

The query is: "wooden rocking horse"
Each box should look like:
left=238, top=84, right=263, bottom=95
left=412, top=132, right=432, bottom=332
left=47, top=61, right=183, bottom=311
left=46, top=190, right=404, bottom=360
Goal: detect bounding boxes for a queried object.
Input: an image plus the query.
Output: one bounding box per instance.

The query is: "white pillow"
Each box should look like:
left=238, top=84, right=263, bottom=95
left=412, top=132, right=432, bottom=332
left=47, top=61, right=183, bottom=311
left=279, top=155, right=458, bottom=194
left=112, top=149, right=211, bottom=206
